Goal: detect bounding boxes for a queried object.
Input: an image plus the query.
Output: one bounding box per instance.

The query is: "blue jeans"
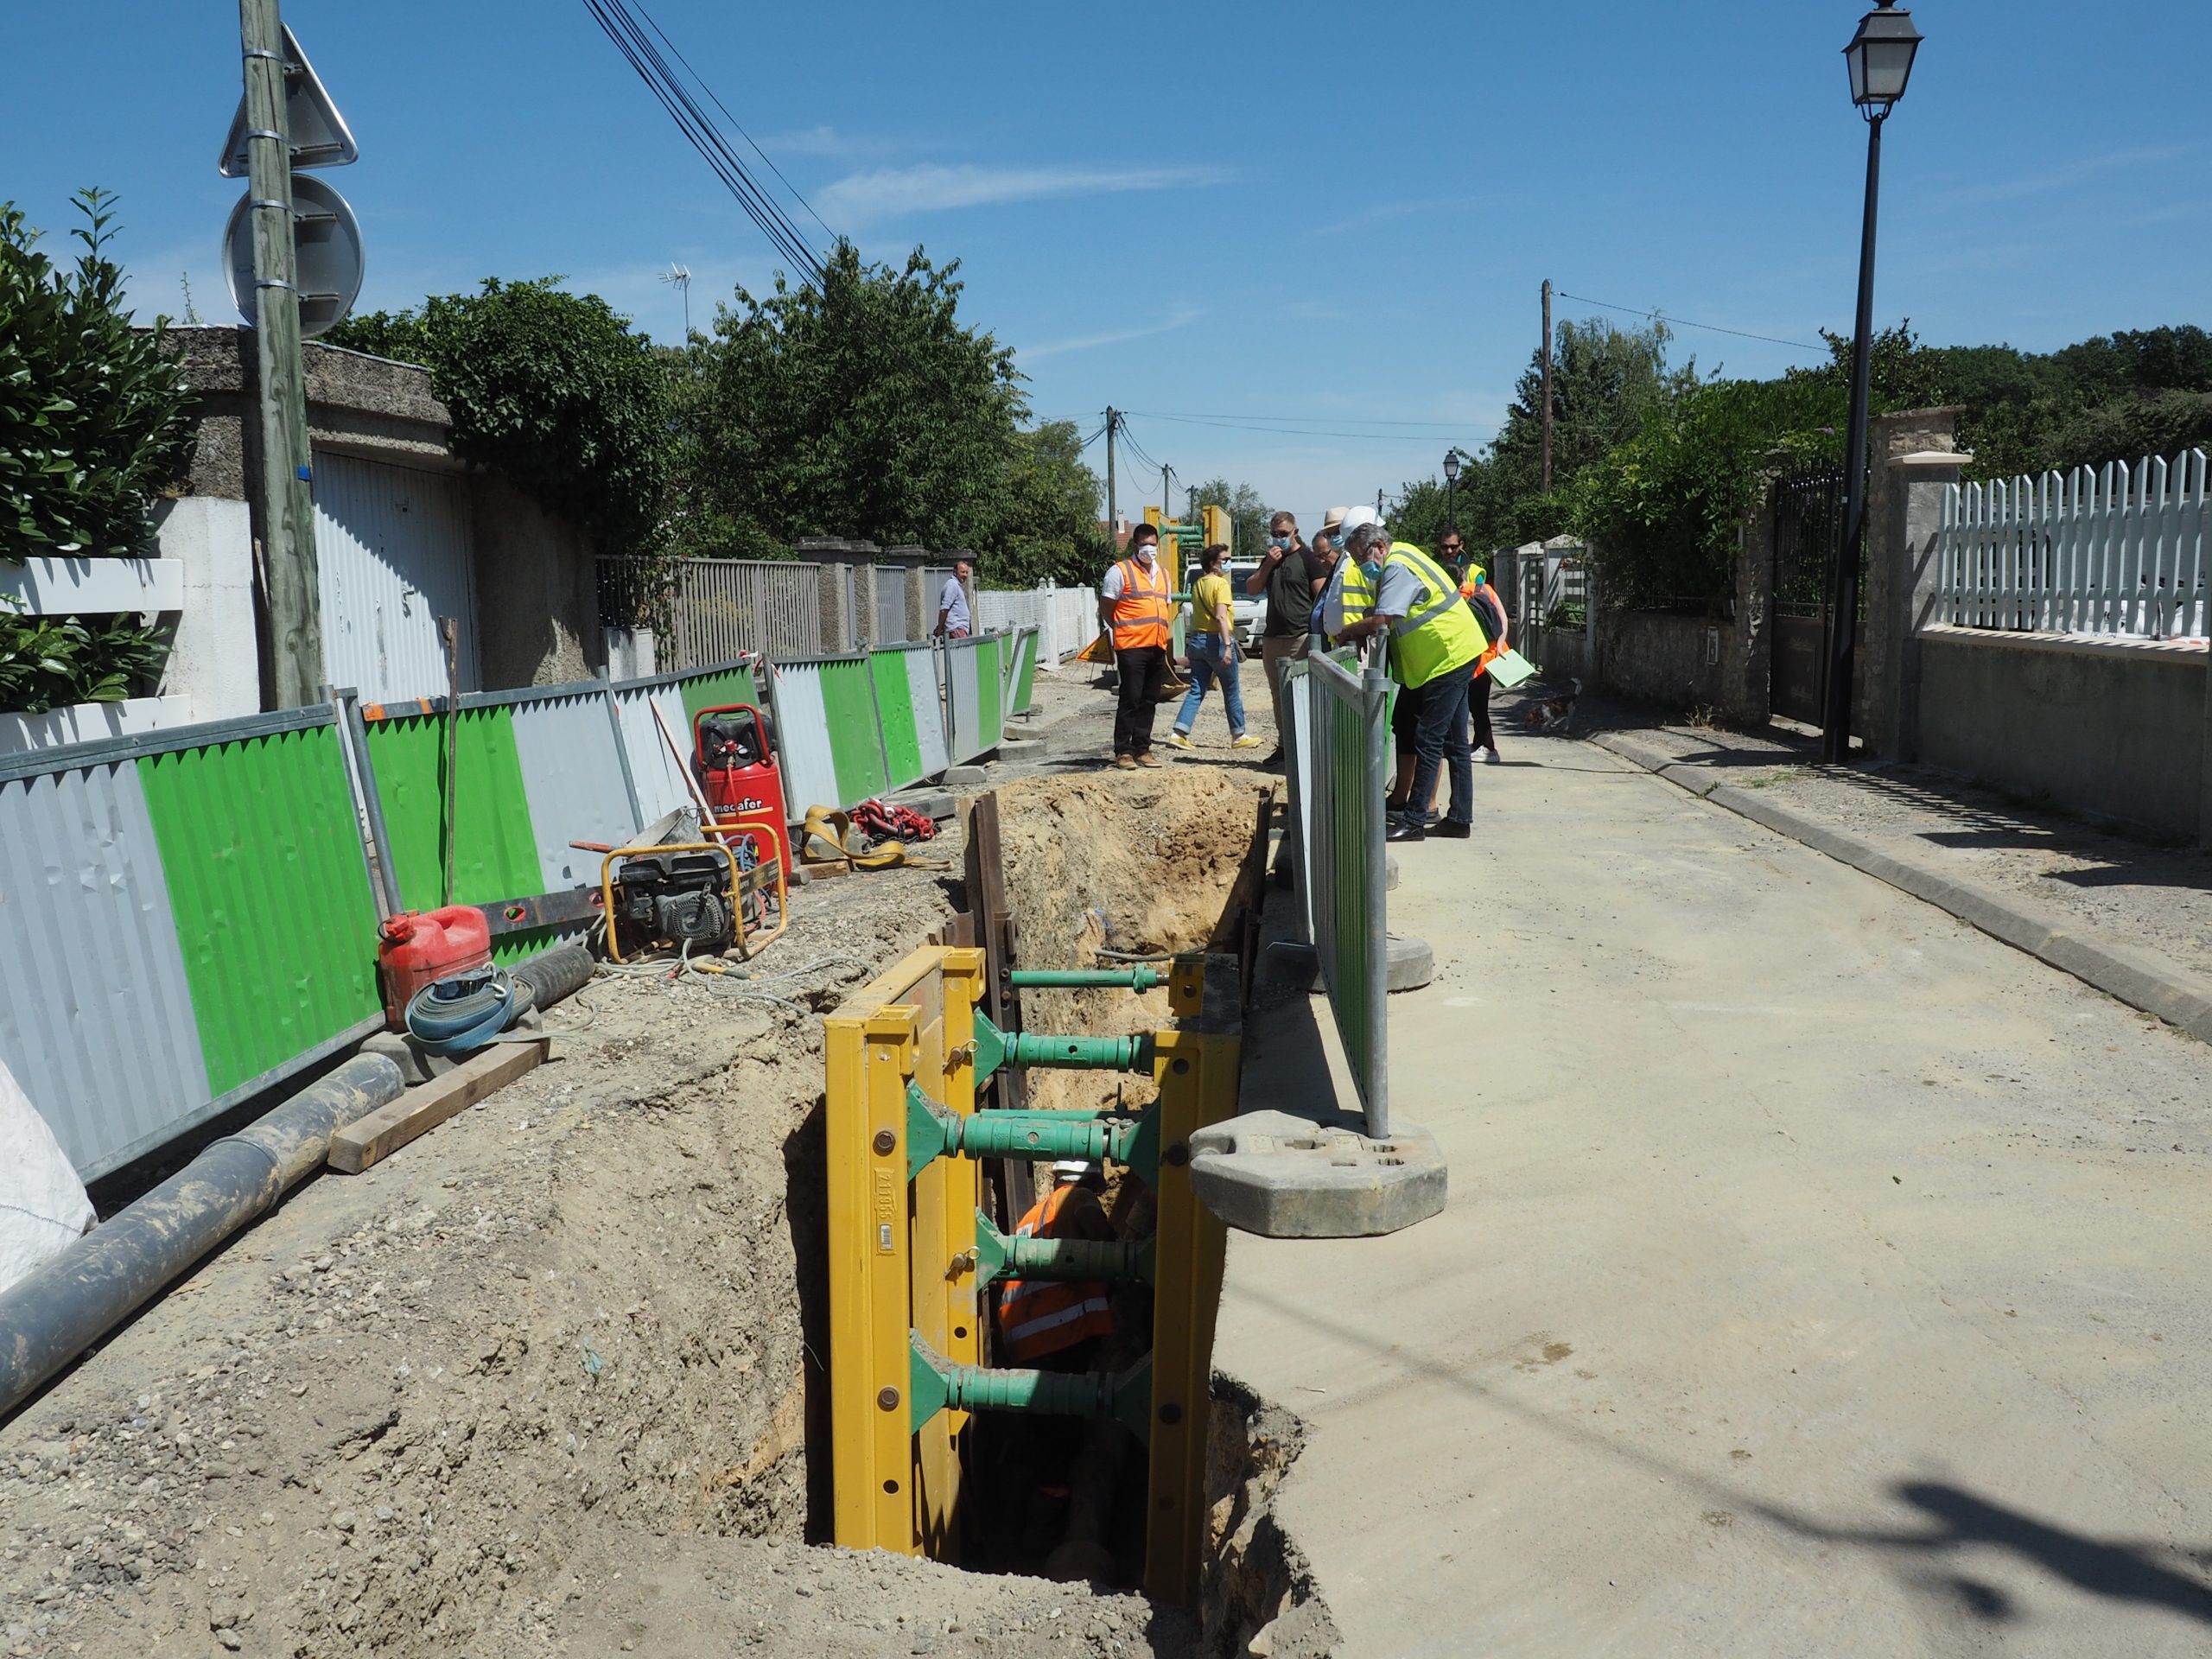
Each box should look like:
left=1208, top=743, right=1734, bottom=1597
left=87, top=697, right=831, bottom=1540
left=1405, top=663, right=1474, bottom=825
left=1173, top=634, right=1246, bottom=738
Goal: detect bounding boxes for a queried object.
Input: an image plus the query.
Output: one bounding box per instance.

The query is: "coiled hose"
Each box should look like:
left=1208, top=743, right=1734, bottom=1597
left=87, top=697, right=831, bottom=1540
left=404, top=965, right=517, bottom=1055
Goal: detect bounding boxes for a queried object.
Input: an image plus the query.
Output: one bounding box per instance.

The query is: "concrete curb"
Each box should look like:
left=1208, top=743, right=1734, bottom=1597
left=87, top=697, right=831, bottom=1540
left=1592, top=732, right=2212, bottom=1047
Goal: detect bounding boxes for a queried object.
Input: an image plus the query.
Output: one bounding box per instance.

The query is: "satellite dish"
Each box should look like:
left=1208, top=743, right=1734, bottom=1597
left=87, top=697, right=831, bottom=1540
left=223, top=175, right=365, bottom=339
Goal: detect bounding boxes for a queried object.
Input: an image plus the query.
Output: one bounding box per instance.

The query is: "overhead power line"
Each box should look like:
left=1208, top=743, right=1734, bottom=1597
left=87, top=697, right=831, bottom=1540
left=582, top=0, right=826, bottom=283
left=1553, top=291, right=1829, bottom=356
left=1126, top=412, right=1452, bottom=445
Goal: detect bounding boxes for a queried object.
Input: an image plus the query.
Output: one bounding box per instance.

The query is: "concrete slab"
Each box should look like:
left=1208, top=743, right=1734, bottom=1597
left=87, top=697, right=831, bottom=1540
left=1213, top=738, right=2212, bottom=1656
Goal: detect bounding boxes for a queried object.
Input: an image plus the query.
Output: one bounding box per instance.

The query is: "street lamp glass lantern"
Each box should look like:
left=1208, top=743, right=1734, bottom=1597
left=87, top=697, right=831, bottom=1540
left=1442, top=449, right=1460, bottom=485
left=1845, top=1, right=1922, bottom=115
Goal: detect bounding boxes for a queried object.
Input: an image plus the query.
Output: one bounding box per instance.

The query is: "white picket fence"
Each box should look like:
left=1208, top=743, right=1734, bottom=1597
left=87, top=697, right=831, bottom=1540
left=1936, top=449, right=2209, bottom=640
left=976, top=585, right=1098, bottom=665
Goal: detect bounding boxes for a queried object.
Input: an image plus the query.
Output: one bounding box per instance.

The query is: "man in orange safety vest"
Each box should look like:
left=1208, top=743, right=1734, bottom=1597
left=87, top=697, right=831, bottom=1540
left=1096, top=524, right=1174, bottom=770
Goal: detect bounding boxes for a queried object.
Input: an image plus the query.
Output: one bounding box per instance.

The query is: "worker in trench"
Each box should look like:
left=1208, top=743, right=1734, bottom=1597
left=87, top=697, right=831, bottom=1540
left=994, top=1157, right=1139, bottom=1580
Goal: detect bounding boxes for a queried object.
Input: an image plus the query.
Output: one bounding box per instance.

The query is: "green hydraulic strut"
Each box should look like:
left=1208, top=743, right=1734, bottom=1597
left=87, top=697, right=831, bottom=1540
left=908, top=1334, right=1153, bottom=1443
left=906, top=1084, right=1159, bottom=1184
left=970, top=1011, right=1154, bottom=1084
left=968, top=1209, right=1156, bottom=1288
left=1007, top=967, right=1165, bottom=992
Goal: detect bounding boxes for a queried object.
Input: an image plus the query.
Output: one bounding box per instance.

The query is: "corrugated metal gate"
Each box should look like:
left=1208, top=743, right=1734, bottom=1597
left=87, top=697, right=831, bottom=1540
left=314, top=452, right=480, bottom=703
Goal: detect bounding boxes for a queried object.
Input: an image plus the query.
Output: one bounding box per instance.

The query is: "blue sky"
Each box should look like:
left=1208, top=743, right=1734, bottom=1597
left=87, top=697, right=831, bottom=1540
left=4, top=1, right=2208, bottom=531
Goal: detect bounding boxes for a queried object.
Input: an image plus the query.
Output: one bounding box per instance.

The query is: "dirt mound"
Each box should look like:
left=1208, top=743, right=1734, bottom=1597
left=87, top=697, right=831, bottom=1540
left=994, top=768, right=1264, bottom=1114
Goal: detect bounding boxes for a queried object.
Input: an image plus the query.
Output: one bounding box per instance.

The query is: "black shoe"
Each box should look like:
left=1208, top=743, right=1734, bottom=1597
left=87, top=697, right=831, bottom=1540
left=1385, top=817, right=1426, bottom=842
left=1433, top=819, right=1472, bottom=839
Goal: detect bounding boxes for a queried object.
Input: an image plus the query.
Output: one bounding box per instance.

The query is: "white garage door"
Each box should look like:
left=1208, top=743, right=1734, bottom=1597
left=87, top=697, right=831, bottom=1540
left=313, top=452, right=480, bottom=703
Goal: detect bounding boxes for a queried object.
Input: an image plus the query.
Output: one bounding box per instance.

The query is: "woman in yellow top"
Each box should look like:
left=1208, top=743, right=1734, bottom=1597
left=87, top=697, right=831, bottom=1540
left=1166, top=543, right=1262, bottom=751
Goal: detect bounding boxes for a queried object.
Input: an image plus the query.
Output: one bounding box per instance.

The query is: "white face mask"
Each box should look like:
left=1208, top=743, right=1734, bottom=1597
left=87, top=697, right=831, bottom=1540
left=1135, top=543, right=1156, bottom=565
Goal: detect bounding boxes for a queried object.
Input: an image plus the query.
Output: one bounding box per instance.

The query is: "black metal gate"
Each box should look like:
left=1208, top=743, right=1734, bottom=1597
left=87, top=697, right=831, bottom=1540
left=1770, top=467, right=1853, bottom=728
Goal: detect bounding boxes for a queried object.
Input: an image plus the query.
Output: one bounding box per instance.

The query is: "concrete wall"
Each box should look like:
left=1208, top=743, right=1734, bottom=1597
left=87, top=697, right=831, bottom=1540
left=1595, top=609, right=1736, bottom=712
left=468, top=474, right=596, bottom=687
left=152, top=497, right=258, bottom=722
left=1916, top=627, right=2208, bottom=842
left=160, top=327, right=601, bottom=700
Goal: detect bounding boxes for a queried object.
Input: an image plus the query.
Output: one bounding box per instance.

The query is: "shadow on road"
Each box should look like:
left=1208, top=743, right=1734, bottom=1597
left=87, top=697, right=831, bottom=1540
left=1230, top=1281, right=2212, bottom=1630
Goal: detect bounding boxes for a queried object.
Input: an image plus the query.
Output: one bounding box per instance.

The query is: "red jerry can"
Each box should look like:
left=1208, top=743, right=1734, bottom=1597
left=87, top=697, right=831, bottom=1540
left=376, top=906, right=493, bottom=1030
left=692, top=703, right=790, bottom=880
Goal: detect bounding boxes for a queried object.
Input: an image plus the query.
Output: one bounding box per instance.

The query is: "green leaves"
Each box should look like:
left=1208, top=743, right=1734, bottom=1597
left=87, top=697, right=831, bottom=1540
left=0, top=606, right=170, bottom=715
left=326, top=277, right=670, bottom=554
left=1, top=190, right=197, bottom=569
left=668, top=240, right=1098, bottom=575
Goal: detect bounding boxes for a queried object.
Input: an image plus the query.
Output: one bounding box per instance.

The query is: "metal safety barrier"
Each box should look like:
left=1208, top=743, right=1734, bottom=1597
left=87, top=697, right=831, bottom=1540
left=939, top=631, right=1007, bottom=766
left=823, top=947, right=1240, bottom=1605
left=1281, top=648, right=1391, bottom=1133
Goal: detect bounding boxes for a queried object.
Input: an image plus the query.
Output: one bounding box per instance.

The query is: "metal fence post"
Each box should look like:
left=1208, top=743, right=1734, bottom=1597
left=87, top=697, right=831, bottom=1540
left=1361, top=656, right=1390, bottom=1137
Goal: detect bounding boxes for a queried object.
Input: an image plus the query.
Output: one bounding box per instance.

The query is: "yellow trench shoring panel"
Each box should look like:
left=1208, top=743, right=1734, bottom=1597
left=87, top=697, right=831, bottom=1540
left=824, top=944, right=984, bottom=1558
left=823, top=944, right=1242, bottom=1607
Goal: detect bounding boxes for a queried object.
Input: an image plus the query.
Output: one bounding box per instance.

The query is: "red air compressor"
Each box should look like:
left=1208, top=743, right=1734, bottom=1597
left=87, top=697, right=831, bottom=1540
left=692, top=703, right=791, bottom=880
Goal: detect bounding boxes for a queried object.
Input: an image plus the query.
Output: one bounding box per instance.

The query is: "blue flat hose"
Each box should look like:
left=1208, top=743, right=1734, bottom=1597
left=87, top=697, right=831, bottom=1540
left=405, top=966, right=517, bottom=1056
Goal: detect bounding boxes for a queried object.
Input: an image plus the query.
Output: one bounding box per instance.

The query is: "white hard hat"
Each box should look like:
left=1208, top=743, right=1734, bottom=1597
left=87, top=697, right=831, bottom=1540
left=1051, top=1159, right=1099, bottom=1180
left=1337, top=505, right=1383, bottom=548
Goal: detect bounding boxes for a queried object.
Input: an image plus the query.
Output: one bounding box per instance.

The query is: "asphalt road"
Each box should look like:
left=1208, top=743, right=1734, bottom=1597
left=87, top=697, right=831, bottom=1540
left=1215, top=734, right=2212, bottom=1656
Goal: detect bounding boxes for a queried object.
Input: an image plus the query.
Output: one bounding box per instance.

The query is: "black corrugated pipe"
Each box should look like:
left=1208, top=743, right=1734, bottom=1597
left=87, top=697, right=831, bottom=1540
left=511, top=944, right=594, bottom=1014
left=0, top=1053, right=404, bottom=1419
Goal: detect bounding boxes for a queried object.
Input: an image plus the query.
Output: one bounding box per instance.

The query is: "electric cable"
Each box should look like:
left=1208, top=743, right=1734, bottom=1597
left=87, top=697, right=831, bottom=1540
left=1554, top=291, right=1828, bottom=355
left=1123, top=409, right=1468, bottom=431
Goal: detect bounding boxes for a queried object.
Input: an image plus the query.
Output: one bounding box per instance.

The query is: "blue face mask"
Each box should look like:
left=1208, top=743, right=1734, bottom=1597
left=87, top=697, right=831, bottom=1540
left=1361, top=556, right=1383, bottom=581
left=1269, top=534, right=1291, bottom=550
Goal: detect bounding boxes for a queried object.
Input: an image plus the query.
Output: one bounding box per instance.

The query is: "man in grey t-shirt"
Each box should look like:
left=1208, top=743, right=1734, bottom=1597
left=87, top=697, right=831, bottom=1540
left=935, top=559, right=972, bottom=639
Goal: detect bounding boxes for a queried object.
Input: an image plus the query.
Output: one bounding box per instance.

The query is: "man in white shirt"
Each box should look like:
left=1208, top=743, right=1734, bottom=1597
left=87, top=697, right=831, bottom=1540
left=935, top=560, right=972, bottom=639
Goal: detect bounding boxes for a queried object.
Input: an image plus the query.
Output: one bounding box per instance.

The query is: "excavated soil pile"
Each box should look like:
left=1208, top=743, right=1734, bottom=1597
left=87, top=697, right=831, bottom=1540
left=995, top=768, right=1265, bottom=1115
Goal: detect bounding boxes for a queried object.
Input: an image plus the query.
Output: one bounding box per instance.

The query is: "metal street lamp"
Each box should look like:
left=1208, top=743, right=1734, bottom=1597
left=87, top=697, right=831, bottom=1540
left=1442, top=448, right=1462, bottom=531
left=1823, top=0, right=1923, bottom=764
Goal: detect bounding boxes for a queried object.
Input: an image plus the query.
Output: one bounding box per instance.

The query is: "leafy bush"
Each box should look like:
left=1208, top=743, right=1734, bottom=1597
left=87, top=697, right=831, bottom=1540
left=327, top=279, right=669, bottom=552
left=0, top=608, right=170, bottom=714
left=1573, top=377, right=1845, bottom=609
left=1, top=188, right=196, bottom=557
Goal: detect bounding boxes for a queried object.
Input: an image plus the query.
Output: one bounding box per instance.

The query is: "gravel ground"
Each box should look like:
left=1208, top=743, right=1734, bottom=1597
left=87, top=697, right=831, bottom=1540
left=0, top=673, right=1252, bottom=1659
left=1585, top=699, right=2212, bottom=987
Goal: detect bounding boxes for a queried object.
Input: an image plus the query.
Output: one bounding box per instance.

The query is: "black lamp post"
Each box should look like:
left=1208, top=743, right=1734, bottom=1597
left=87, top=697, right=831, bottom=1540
left=1822, top=0, right=1922, bottom=765
left=1442, top=448, right=1462, bottom=532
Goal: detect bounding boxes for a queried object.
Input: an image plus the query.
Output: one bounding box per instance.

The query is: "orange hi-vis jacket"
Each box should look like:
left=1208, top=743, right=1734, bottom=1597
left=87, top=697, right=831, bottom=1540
left=1109, top=556, right=1173, bottom=651
left=995, top=1185, right=1116, bottom=1363
left=1459, top=571, right=1509, bottom=677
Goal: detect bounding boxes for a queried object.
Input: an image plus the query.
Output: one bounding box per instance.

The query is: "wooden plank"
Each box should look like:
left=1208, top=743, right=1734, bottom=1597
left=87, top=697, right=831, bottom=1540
left=327, top=1039, right=547, bottom=1173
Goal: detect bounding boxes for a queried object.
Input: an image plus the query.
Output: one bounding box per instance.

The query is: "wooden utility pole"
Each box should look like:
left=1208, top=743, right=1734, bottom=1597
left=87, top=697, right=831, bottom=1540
left=1541, top=278, right=1554, bottom=493
left=1103, top=407, right=1119, bottom=546
left=240, top=0, right=324, bottom=708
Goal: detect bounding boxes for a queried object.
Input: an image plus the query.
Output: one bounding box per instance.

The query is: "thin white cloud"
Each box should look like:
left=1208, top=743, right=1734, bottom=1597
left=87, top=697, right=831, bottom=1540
left=1316, top=194, right=1485, bottom=238
left=760, top=124, right=875, bottom=157
left=1949, top=145, right=2193, bottom=206
left=1021, top=306, right=1202, bottom=362
left=817, top=162, right=1230, bottom=224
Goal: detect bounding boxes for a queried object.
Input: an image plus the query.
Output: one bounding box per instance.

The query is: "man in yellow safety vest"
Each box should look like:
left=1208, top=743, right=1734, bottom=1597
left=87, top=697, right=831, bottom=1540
left=1335, top=518, right=1488, bottom=842
left=1096, top=524, right=1174, bottom=769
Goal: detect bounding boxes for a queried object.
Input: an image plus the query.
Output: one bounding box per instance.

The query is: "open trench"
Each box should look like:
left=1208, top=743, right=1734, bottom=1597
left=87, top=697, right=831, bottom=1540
left=0, top=763, right=1328, bottom=1659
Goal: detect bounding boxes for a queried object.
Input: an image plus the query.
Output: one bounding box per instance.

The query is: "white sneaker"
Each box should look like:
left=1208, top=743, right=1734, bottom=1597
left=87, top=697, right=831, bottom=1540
left=1482, top=745, right=1503, bottom=765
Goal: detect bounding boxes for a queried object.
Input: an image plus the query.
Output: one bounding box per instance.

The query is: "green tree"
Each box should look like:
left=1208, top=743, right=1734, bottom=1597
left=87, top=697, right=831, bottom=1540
left=676, top=242, right=1028, bottom=557
left=326, top=278, right=668, bottom=551
left=2, top=189, right=196, bottom=558
left=1, top=190, right=194, bottom=713
left=992, top=420, right=1112, bottom=588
